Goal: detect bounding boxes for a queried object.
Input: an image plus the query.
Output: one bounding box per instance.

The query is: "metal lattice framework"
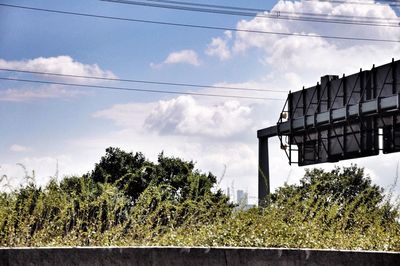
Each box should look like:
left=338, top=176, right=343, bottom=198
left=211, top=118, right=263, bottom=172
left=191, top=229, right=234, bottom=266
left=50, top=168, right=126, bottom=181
left=257, top=59, right=400, bottom=205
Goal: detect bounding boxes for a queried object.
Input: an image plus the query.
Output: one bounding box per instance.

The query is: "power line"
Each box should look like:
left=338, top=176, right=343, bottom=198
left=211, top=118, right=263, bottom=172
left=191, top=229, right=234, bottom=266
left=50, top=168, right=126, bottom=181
left=101, top=0, right=400, bottom=27
left=303, top=0, right=400, bottom=7
left=124, top=0, right=400, bottom=22
left=136, top=0, right=269, bottom=13
left=0, top=68, right=286, bottom=93
left=102, top=0, right=399, bottom=28
left=129, top=0, right=400, bottom=16
left=1, top=3, right=399, bottom=43
left=0, top=77, right=285, bottom=101
left=143, top=0, right=400, bottom=21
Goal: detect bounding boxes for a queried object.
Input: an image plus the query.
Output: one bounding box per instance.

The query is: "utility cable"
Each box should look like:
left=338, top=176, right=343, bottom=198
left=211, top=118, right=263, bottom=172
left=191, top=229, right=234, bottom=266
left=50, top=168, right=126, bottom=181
left=0, top=3, right=399, bottom=43
left=101, top=0, right=400, bottom=27
left=0, top=68, right=286, bottom=93
left=0, top=77, right=286, bottom=101
left=303, top=0, right=400, bottom=7
left=138, top=0, right=269, bottom=13
left=137, top=0, right=400, bottom=21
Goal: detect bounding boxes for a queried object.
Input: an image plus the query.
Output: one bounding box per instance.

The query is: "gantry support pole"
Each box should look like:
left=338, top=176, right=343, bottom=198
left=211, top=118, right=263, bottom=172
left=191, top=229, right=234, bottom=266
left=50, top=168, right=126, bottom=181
left=257, top=125, right=277, bottom=207
left=258, top=136, right=270, bottom=207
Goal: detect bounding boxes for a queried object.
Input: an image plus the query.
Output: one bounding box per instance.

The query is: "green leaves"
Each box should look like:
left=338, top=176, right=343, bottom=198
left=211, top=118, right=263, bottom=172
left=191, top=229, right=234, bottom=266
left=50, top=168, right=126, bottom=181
left=0, top=156, right=399, bottom=250
left=89, top=147, right=227, bottom=204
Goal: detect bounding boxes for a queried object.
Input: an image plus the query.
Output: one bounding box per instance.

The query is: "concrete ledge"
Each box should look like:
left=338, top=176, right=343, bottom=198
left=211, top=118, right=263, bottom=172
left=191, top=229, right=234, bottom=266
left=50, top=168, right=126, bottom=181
left=0, top=246, right=399, bottom=266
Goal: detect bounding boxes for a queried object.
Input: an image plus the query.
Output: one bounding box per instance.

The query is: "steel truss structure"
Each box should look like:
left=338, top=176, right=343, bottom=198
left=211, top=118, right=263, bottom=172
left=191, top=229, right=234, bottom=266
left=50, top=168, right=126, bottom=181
left=257, top=59, right=400, bottom=206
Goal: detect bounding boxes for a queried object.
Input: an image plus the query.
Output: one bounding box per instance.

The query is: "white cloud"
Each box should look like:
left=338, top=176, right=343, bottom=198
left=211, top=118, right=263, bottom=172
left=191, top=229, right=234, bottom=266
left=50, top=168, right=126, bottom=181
left=144, top=96, right=253, bottom=138
left=93, top=96, right=258, bottom=138
left=150, top=50, right=200, bottom=68
left=9, top=144, right=31, bottom=153
left=204, top=0, right=400, bottom=101
left=0, top=56, right=116, bottom=80
left=0, top=56, right=115, bottom=101
left=231, top=0, right=400, bottom=60
left=206, top=31, right=232, bottom=61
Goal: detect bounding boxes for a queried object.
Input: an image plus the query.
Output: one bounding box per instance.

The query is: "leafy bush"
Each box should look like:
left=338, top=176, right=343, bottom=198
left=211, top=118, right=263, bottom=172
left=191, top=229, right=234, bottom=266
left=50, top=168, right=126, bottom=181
left=0, top=149, right=399, bottom=250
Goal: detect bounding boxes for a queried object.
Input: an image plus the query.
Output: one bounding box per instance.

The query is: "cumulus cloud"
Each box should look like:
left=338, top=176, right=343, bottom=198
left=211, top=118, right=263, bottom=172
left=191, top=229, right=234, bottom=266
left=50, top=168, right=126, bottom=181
left=223, top=0, right=400, bottom=79
left=233, top=0, right=399, bottom=53
left=205, top=0, right=400, bottom=91
left=206, top=31, right=232, bottom=61
left=0, top=56, right=115, bottom=101
left=0, top=56, right=116, bottom=80
left=144, top=96, right=253, bottom=138
left=94, top=96, right=255, bottom=138
left=150, top=50, right=200, bottom=68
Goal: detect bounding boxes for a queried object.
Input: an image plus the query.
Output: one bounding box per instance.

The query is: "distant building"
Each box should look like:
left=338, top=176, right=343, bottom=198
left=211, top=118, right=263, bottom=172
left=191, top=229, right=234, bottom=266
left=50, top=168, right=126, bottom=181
left=236, top=189, right=248, bottom=206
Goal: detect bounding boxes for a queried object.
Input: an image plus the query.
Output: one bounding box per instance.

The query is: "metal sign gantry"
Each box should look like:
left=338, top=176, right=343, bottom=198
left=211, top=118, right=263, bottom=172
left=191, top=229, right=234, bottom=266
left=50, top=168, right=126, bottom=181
left=257, top=59, right=400, bottom=206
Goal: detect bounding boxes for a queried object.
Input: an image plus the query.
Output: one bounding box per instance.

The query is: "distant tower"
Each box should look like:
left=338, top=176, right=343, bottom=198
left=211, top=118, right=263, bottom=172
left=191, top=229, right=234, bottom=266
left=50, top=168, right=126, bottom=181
left=231, top=181, right=235, bottom=203
left=236, top=189, right=248, bottom=206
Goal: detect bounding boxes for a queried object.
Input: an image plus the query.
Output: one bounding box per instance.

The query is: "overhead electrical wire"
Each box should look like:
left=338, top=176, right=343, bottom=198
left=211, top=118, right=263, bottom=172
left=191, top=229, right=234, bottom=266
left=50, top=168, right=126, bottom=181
left=0, top=68, right=287, bottom=93
left=132, top=0, right=269, bottom=13
left=101, top=0, right=400, bottom=27
left=303, top=0, right=400, bottom=7
left=0, top=77, right=285, bottom=101
left=0, top=3, right=399, bottom=43
left=102, top=0, right=399, bottom=28
left=118, top=0, right=400, bottom=15
left=134, top=0, right=400, bottom=21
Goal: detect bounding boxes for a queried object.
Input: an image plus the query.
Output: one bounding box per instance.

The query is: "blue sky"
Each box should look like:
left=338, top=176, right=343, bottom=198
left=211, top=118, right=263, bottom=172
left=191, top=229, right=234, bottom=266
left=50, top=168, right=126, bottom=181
left=1, top=0, right=400, bottom=203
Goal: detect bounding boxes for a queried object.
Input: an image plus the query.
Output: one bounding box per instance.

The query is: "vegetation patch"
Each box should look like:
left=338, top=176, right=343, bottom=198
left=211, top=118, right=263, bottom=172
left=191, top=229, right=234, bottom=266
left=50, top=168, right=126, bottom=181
left=1, top=148, right=399, bottom=250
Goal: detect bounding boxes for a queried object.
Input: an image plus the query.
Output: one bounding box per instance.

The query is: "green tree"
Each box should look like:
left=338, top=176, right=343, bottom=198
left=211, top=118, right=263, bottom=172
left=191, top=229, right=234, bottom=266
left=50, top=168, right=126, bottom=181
left=91, top=147, right=147, bottom=184
left=273, top=165, right=383, bottom=205
left=272, top=165, right=398, bottom=228
left=89, top=147, right=228, bottom=203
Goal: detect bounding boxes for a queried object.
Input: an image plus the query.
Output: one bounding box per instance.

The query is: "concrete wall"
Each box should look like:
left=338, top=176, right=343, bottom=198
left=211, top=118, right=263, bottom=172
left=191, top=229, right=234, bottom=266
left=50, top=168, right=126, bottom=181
left=0, top=247, right=399, bottom=266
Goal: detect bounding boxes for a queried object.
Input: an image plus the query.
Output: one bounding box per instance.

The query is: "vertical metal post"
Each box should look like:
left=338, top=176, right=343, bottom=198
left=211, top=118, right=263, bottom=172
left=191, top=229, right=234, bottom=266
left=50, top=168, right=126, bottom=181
left=258, top=136, right=270, bottom=207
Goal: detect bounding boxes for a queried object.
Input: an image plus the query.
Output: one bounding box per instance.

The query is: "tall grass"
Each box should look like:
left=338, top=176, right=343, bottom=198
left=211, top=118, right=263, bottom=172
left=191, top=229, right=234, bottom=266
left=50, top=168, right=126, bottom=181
left=0, top=168, right=399, bottom=250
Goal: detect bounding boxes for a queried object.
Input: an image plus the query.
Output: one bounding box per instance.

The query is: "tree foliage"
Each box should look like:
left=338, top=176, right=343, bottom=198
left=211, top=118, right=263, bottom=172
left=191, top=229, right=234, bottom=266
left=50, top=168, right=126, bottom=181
left=0, top=152, right=399, bottom=250
left=272, top=165, right=396, bottom=221
left=89, top=147, right=225, bottom=203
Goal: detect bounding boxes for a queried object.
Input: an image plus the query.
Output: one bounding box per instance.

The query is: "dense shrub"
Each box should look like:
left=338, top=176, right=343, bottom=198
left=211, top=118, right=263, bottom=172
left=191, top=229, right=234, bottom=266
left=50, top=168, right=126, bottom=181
left=0, top=149, right=399, bottom=250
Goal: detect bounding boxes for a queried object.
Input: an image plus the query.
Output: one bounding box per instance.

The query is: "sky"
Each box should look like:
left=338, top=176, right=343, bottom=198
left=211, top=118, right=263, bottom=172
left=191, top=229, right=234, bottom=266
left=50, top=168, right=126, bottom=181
left=1, top=0, right=400, bottom=204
